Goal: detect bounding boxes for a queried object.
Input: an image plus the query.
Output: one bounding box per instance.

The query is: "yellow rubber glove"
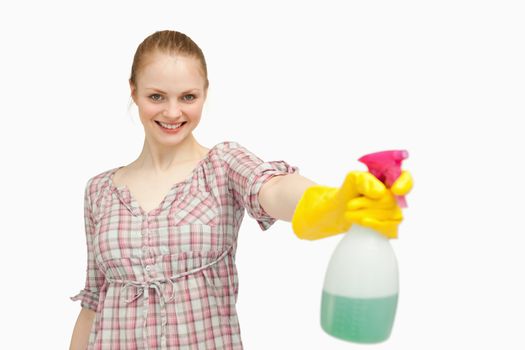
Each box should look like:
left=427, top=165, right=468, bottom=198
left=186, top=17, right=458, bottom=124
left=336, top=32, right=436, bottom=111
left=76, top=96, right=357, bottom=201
left=347, top=170, right=413, bottom=238
left=291, top=170, right=413, bottom=240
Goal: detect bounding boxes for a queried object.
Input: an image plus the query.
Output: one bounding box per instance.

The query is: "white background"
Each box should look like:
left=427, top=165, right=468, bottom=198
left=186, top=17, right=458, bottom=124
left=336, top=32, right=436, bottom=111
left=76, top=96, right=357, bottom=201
left=1, top=0, right=524, bottom=349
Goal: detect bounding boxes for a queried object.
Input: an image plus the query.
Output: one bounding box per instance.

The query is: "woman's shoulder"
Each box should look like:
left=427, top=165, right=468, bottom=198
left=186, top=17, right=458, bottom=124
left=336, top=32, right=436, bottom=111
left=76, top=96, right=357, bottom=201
left=210, top=140, right=243, bottom=151
left=83, top=166, right=121, bottom=200
left=205, top=140, right=248, bottom=160
left=87, top=166, right=119, bottom=185
left=212, top=140, right=255, bottom=154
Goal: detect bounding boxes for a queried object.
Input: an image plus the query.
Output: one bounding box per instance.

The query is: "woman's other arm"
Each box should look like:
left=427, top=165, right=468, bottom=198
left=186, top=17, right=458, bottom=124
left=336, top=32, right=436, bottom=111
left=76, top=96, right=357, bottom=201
left=69, top=307, right=95, bottom=350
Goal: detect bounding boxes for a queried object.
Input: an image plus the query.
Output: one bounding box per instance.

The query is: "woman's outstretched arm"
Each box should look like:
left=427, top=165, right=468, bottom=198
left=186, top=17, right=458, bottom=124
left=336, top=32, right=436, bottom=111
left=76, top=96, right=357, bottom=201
left=259, top=173, right=318, bottom=222
left=261, top=170, right=413, bottom=240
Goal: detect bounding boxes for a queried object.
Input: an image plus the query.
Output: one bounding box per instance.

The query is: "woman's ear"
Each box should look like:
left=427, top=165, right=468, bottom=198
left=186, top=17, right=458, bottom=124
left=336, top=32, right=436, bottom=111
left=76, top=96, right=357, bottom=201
left=129, top=80, right=137, bottom=104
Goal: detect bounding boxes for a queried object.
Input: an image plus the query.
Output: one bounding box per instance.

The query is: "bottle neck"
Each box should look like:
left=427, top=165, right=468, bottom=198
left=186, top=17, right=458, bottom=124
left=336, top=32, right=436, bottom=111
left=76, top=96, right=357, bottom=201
left=348, top=224, right=387, bottom=240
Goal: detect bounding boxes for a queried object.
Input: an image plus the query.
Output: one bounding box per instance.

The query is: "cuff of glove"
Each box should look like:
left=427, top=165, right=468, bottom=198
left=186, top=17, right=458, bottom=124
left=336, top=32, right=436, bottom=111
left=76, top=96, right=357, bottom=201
left=291, top=185, right=350, bottom=240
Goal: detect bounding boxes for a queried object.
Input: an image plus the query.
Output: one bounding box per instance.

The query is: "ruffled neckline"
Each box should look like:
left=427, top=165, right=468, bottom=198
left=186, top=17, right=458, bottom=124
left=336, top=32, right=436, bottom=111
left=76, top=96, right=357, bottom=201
left=107, top=142, right=224, bottom=217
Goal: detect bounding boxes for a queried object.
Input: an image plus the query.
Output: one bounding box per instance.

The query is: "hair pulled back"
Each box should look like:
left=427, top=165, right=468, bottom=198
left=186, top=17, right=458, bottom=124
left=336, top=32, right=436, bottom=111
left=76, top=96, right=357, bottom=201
left=129, top=30, right=209, bottom=91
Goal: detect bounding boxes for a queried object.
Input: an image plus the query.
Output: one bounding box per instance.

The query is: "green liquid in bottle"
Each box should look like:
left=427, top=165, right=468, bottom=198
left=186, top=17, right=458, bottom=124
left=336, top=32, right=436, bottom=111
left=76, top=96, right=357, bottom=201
left=320, top=290, right=398, bottom=344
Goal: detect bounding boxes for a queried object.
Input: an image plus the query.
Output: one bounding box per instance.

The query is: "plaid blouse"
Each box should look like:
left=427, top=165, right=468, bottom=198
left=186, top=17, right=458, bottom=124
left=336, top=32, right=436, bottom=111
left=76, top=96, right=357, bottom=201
left=70, top=141, right=299, bottom=350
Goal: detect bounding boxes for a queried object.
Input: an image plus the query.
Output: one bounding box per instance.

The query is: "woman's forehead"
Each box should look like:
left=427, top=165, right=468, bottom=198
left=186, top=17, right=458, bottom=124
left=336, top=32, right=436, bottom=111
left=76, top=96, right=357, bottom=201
left=137, top=54, right=205, bottom=91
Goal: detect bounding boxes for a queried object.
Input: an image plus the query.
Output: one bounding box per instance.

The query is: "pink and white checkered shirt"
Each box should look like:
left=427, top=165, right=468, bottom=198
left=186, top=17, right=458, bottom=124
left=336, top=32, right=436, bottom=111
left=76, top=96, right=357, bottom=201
left=70, top=141, right=299, bottom=349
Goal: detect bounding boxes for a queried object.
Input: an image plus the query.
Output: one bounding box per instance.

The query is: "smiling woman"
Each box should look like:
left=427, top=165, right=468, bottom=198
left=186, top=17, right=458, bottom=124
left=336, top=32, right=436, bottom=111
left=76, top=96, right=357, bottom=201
left=68, top=30, right=304, bottom=350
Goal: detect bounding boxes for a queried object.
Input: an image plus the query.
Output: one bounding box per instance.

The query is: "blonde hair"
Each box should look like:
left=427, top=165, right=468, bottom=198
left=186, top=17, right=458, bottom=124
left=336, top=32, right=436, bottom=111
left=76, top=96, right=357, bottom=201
left=127, top=30, right=209, bottom=112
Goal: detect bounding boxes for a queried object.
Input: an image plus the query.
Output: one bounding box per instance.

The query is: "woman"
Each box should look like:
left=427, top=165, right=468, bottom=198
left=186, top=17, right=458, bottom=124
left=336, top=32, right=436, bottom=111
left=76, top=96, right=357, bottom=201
left=69, top=29, right=412, bottom=350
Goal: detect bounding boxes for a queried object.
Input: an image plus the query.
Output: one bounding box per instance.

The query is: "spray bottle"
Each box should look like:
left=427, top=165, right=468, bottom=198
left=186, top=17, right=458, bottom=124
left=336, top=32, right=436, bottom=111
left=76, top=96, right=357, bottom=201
left=320, top=150, right=408, bottom=344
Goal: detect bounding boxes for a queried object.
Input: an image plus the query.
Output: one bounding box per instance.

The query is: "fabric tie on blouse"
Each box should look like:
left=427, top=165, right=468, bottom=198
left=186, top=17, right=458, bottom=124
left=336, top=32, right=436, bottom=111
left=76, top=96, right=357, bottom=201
left=105, top=244, right=234, bottom=350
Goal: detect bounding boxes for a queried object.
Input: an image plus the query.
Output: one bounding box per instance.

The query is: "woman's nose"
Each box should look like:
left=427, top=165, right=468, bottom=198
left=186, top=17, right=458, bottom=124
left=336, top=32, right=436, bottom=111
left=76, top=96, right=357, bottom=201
left=164, top=101, right=183, bottom=117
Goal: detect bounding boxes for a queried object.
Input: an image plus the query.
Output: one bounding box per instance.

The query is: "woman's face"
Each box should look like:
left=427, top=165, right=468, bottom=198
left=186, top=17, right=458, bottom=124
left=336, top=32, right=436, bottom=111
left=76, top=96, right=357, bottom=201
left=130, top=53, right=207, bottom=146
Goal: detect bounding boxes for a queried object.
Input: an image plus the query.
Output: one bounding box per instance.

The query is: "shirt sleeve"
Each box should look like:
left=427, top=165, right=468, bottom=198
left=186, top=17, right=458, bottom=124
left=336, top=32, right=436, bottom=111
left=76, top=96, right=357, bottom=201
left=222, top=141, right=300, bottom=231
left=70, top=179, right=105, bottom=312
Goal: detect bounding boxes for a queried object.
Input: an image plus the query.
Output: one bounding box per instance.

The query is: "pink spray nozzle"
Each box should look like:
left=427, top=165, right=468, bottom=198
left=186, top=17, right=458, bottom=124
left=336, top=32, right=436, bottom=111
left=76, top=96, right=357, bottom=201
left=358, top=150, right=409, bottom=208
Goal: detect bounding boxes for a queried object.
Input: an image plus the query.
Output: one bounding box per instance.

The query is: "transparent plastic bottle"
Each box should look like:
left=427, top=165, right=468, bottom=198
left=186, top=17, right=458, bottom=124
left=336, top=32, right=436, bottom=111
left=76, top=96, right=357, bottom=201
left=320, top=223, right=399, bottom=343
left=320, top=149, right=408, bottom=344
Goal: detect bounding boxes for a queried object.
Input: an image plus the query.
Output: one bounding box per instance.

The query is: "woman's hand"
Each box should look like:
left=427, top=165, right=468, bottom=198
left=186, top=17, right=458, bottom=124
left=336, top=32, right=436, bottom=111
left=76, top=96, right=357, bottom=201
left=291, top=170, right=413, bottom=240
left=344, top=170, right=413, bottom=238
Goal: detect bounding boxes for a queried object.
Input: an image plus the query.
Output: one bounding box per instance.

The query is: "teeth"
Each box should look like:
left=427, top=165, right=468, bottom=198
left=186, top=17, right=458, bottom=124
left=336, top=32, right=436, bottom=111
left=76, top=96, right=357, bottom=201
left=158, top=121, right=183, bottom=129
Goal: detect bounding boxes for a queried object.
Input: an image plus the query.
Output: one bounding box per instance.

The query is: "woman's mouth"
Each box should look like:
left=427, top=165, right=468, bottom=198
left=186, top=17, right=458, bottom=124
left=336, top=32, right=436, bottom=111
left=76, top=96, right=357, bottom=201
left=155, top=120, right=187, bottom=133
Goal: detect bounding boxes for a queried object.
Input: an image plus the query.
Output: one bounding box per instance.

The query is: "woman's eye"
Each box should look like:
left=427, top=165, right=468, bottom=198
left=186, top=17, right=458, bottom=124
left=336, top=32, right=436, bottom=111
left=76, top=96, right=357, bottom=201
left=149, top=94, right=162, bottom=101
left=148, top=94, right=195, bottom=102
